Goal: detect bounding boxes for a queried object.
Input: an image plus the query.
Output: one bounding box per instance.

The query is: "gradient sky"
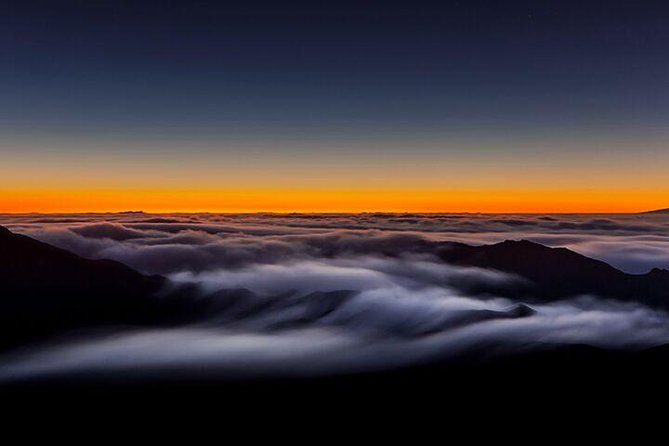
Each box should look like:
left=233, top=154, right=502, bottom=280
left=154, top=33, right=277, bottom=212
left=1, top=1, right=668, bottom=212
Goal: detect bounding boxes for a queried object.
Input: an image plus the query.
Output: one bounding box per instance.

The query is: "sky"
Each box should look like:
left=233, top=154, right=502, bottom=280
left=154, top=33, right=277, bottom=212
left=1, top=1, right=668, bottom=212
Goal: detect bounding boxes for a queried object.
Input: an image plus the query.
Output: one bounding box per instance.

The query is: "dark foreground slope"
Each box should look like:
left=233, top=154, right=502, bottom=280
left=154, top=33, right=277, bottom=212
left=5, top=343, right=669, bottom=415
left=0, top=226, right=168, bottom=349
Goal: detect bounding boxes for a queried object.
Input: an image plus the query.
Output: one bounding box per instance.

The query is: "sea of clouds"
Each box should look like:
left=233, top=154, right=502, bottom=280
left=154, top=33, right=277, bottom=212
left=0, top=212, right=668, bottom=381
left=3, top=211, right=669, bottom=274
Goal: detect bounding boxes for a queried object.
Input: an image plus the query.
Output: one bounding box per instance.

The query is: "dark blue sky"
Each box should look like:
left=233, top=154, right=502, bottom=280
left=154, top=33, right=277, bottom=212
left=2, top=1, right=668, bottom=207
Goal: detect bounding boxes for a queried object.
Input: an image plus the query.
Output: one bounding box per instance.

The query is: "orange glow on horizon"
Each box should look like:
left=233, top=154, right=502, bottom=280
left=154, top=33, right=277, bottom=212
left=0, top=188, right=666, bottom=214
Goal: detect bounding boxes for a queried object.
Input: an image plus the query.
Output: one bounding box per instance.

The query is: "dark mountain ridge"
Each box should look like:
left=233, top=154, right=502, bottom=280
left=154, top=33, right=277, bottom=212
left=0, top=225, right=169, bottom=349
left=436, top=239, right=669, bottom=308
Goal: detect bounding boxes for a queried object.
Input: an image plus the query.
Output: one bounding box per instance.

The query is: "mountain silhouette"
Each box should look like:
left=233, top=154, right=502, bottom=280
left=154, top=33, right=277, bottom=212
left=436, top=239, right=669, bottom=308
left=0, top=225, right=168, bottom=349
left=641, top=208, right=669, bottom=214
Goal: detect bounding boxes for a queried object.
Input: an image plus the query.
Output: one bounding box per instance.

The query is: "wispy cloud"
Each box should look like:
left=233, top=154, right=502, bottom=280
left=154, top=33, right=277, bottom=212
left=1, top=212, right=669, bottom=382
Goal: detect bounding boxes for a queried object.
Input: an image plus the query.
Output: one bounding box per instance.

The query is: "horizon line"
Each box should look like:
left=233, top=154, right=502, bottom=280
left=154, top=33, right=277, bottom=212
left=0, top=209, right=663, bottom=215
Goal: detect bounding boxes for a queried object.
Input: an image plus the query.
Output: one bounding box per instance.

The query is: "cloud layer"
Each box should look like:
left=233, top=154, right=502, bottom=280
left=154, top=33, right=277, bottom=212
left=3, top=211, right=669, bottom=274
left=1, top=212, right=668, bottom=381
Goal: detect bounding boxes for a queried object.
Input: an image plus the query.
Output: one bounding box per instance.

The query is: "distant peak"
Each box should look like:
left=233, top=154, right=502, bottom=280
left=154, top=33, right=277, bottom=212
left=640, top=208, right=669, bottom=214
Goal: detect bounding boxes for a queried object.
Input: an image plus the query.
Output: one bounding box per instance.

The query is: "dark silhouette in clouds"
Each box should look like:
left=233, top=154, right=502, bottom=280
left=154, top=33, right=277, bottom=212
left=0, top=225, right=167, bottom=350
left=437, top=239, right=669, bottom=308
